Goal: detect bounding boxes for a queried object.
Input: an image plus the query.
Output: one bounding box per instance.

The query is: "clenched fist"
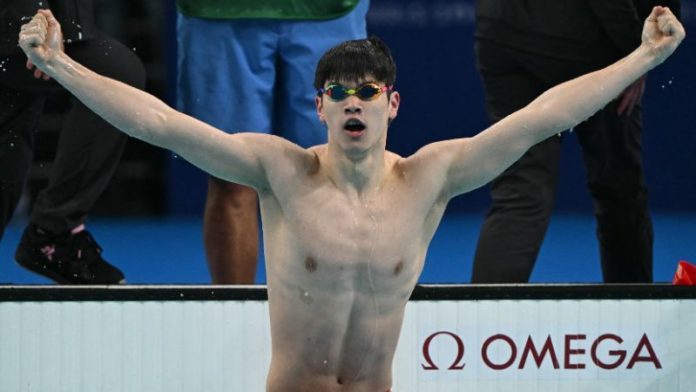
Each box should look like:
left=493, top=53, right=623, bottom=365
left=642, top=6, right=686, bottom=65
left=18, top=9, right=65, bottom=80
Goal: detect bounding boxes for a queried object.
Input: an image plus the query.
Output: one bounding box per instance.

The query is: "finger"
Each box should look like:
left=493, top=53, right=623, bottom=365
left=34, top=12, right=48, bottom=27
left=42, top=73, right=51, bottom=81
left=19, top=32, right=42, bottom=49
left=647, top=6, right=663, bottom=22
left=39, top=9, right=59, bottom=27
left=658, top=16, right=676, bottom=35
left=26, top=59, right=34, bottom=70
left=31, top=13, right=48, bottom=33
left=34, top=68, right=43, bottom=79
left=20, top=25, right=46, bottom=47
left=21, top=24, right=42, bottom=35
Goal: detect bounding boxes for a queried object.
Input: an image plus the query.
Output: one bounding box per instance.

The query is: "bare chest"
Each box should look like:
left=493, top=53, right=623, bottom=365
left=262, top=188, right=435, bottom=292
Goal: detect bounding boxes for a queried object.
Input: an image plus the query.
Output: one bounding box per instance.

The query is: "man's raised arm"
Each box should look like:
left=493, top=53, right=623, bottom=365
left=420, top=6, right=685, bottom=199
left=18, top=9, right=278, bottom=190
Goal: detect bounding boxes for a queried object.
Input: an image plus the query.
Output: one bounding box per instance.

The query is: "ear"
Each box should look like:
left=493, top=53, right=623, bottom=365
left=315, top=95, right=326, bottom=124
left=388, top=91, right=400, bottom=122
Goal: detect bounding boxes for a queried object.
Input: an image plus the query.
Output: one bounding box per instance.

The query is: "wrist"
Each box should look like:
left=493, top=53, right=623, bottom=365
left=632, top=44, right=661, bottom=72
left=637, top=42, right=665, bottom=69
left=44, top=51, right=71, bottom=79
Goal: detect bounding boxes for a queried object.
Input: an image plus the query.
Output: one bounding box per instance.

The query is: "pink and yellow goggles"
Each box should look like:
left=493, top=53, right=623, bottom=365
left=318, top=82, right=393, bottom=102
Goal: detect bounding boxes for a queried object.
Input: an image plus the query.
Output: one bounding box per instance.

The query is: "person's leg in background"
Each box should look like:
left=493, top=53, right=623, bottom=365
left=29, top=34, right=144, bottom=234
left=177, top=16, right=277, bottom=283
left=13, top=33, right=145, bottom=284
left=471, top=41, right=561, bottom=283
left=575, top=101, right=653, bottom=283
left=0, top=88, right=43, bottom=241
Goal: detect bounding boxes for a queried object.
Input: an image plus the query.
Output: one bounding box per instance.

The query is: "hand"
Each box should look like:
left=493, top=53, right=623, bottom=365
left=641, top=6, right=686, bottom=65
left=617, top=75, right=646, bottom=116
left=18, top=9, right=65, bottom=81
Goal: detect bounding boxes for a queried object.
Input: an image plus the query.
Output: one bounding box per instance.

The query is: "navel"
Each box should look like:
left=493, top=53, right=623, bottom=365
left=305, top=256, right=318, bottom=273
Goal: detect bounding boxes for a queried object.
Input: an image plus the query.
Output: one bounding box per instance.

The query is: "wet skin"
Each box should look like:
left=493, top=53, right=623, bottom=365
left=262, top=146, right=448, bottom=391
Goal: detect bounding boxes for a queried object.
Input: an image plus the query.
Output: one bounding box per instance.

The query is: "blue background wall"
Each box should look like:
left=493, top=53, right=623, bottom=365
left=166, top=0, right=695, bottom=215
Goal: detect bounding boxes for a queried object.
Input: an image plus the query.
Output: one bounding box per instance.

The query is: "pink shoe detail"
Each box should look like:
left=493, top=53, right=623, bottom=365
left=40, top=245, right=56, bottom=261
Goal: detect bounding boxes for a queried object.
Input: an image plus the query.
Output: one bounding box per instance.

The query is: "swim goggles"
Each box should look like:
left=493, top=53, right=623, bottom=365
left=318, top=82, right=393, bottom=102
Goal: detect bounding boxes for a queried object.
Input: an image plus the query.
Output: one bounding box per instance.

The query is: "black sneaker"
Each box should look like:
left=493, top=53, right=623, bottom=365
left=14, top=225, right=126, bottom=284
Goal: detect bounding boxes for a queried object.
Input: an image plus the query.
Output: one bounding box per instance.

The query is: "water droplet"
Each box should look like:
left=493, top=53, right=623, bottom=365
left=66, top=39, right=72, bottom=44
left=323, top=360, right=328, bottom=365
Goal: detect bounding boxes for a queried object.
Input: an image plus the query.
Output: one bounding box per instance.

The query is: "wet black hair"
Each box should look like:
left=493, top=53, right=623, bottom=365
left=313, top=36, right=396, bottom=90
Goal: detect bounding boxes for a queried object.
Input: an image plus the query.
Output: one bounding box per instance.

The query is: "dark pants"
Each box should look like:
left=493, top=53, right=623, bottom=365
left=0, top=32, right=145, bottom=241
left=471, top=40, right=653, bottom=283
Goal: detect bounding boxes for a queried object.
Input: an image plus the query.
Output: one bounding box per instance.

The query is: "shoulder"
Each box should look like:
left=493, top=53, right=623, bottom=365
left=261, top=138, right=325, bottom=178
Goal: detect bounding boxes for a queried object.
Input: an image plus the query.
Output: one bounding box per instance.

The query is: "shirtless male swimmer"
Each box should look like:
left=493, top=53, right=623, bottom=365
left=19, top=7, right=684, bottom=392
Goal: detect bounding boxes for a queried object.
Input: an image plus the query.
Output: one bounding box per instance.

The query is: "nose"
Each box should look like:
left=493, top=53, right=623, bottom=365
left=344, top=98, right=363, bottom=115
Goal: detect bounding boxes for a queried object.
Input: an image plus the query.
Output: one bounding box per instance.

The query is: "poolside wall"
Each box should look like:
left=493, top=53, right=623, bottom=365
left=1, top=285, right=694, bottom=391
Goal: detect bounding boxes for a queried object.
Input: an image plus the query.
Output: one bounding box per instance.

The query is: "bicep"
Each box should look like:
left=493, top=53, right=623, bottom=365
left=159, top=109, right=278, bottom=190
left=427, top=109, right=551, bottom=198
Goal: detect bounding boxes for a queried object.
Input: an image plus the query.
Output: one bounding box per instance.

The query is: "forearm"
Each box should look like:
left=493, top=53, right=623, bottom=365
left=525, top=44, right=656, bottom=143
left=42, top=51, right=174, bottom=148
left=453, top=45, right=657, bottom=195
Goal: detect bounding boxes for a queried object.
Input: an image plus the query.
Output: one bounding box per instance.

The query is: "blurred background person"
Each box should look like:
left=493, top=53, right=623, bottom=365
left=0, top=0, right=145, bottom=283
left=471, top=0, right=681, bottom=283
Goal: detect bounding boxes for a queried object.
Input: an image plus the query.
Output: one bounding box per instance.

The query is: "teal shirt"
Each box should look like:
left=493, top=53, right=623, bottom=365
left=176, top=0, right=361, bottom=20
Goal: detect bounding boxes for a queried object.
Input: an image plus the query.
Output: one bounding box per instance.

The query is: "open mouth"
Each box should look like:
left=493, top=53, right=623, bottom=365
left=343, top=118, right=366, bottom=137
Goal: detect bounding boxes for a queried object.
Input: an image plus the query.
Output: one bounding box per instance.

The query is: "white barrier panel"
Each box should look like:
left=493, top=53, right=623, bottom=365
left=397, top=299, right=696, bottom=391
left=0, top=301, right=272, bottom=392
left=1, top=287, right=695, bottom=391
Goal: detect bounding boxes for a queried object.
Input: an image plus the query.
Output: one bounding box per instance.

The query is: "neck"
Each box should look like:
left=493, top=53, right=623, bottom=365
left=325, top=141, right=388, bottom=196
